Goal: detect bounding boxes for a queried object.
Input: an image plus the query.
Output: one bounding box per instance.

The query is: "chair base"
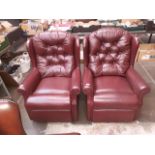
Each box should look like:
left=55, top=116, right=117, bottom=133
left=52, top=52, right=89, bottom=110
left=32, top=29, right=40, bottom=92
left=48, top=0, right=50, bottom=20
left=27, top=110, right=73, bottom=122
left=92, top=109, right=138, bottom=122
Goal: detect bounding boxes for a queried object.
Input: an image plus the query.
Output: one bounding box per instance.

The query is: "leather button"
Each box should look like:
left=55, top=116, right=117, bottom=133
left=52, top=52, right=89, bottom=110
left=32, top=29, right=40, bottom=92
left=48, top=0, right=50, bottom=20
left=86, top=28, right=132, bottom=76
left=99, top=53, right=106, bottom=60
left=111, top=46, right=119, bottom=52
left=100, top=46, right=106, bottom=53
left=104, top=43, right=111, bottom=48
left=110, top=53, right=118, bottom=59
left=104, top=55, right=113, bottom=63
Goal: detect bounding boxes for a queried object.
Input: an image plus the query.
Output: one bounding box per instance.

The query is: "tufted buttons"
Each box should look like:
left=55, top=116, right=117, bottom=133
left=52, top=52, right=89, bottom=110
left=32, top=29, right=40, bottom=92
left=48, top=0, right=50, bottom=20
left=99, top=53, right=106, bottom=60
left=110, top=45, right=119, bottom=53
left=103, top=42, right=111, bottom=48
left=88, top=28, right=131, bottom=76
left=32, top=31, right=75, bottom=77
left=104, top=54, right=113, bottom=63
left=37, top=54, right=74, bottom=77
left=100, top=46, right=107, bottom=53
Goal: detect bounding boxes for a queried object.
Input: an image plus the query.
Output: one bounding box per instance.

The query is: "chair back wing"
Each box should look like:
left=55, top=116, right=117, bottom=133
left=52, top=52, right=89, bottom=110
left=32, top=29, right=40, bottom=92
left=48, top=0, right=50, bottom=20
left=85, top=27, right=139, bottom=77
left=27, top=31, right=78, bottom=78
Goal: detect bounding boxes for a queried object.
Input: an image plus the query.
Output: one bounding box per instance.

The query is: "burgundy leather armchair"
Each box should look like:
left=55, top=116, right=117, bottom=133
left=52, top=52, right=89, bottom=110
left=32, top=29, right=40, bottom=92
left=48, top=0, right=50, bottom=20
left=83, top=27, right=150, bottom=122
left=18, top=31, right=81, bottom=122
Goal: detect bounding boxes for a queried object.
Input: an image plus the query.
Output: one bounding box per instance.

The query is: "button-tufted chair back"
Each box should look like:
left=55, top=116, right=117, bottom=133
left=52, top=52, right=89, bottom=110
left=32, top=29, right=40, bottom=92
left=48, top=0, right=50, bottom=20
left=84, top=28, right=139, bottom=77
left=27, top=31, right=78, bottom=78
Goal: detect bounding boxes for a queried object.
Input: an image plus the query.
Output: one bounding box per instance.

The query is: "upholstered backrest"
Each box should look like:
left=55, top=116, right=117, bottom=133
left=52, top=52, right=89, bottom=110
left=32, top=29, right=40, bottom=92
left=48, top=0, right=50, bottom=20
left=88, top=28, right=133, bottom=77
left=29, top=31, right=76, bottom=78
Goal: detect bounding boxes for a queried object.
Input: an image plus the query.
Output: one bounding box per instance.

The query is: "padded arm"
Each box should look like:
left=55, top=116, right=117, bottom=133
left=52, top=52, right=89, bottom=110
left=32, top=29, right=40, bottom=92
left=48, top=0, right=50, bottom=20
left=82, top=67, right=94, bottom=96
left=126, top=67, right=150, bottom=97
left=18, top=68, right=41, bottom=100
left=71, top=67, right=81, bottom=97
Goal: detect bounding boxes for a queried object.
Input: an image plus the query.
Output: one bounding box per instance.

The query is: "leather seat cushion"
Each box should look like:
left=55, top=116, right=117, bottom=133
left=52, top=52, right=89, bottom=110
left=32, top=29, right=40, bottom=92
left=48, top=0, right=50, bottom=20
left=95, top=76, right=133, bottom=94
left=34, top=77, right=70, bottom=95
left=26, top=94, right=70, bottom=110
left=26, top=77, right=71, bottom=110
left=94, top=76, right=139, bottom=109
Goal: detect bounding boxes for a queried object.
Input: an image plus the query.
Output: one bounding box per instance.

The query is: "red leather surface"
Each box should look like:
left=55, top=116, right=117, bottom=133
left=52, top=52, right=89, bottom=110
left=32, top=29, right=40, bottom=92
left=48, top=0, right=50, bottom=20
left=93, top=109, right=138, bottom=122
left=88, top=28, right=131, bottom=76
left=94, top=93, right=138, bottom=109
left=70, top=67, right=81, bottom=121
left=83, top=67, right=94, bottom=95
left=126, top=66, right=150, bottom=98
left=29, top=110, right=71, bottom=122
left=94, top=76, right=139, bottom=109
left=71, top=67, right=81, bottom=97
left=26, top=95, right=70, bottom=110
left=18, top=31, right=80, bottom=122
left=83, top=27, right=150, bottom=122
left=74, top=36, right=80, bottom=67
left=83, top=35, right=89, bottom=66
left=0, top=100, right=25, bottom=135
left=32, top=31, right=75, bottom=77
left=34, top=77, right=70, bottom=95
left=18, top=68, right=41, bottom=100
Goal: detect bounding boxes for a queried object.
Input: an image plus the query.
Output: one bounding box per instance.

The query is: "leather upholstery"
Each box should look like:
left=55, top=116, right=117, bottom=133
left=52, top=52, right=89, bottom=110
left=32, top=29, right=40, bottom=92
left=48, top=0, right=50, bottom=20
left=0, top=100, right=25, bottom=135
left=95, top=76, right=133, bottom=94
left=18, top=31, right=80, bottom=122
left=83, top=67, right=94, bottom=95
left=94, top=76, right=139, bottom=109
left=18, top=68, right=41, bottom=100
left=126, top=66, right=150, bottom=99
left=32, top=31, right=75, bottom=77
left=34, top=77, right=70, bottom=95
left=88, top=28, right=131, bottom=76
left=83, top=27, right=150, bottom=122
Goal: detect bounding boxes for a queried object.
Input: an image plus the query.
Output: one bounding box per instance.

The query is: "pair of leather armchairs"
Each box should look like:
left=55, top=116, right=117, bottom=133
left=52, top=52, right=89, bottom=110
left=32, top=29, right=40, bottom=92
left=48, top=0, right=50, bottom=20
left=18, top=27, right=150, bottom=122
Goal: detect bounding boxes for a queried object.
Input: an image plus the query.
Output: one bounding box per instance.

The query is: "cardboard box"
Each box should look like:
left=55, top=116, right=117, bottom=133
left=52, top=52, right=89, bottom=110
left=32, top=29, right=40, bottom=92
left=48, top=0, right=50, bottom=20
left=136, top=44, right=155, bottom=62
left=20, top=21, right=43, bottom=36
left=0, top=21, right=15, bottom=35
left=0, top=21, right=12, bottom=29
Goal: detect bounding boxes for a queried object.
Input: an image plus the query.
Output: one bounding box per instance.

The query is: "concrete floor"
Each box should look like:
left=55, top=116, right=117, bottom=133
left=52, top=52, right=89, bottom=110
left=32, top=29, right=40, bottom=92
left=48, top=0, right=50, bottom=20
left=17, top=61, right=155, bottom=135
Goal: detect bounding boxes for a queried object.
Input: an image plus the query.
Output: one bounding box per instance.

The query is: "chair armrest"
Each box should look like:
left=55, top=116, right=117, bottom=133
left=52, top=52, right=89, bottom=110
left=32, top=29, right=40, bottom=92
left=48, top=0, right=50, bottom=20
left=82, top=67, right=94, bottom=95
left=71, top=67, right=81, bottom=97
left=126, top=67, right=150, bottom=97
left=18, top=68, right=41, bottom=100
